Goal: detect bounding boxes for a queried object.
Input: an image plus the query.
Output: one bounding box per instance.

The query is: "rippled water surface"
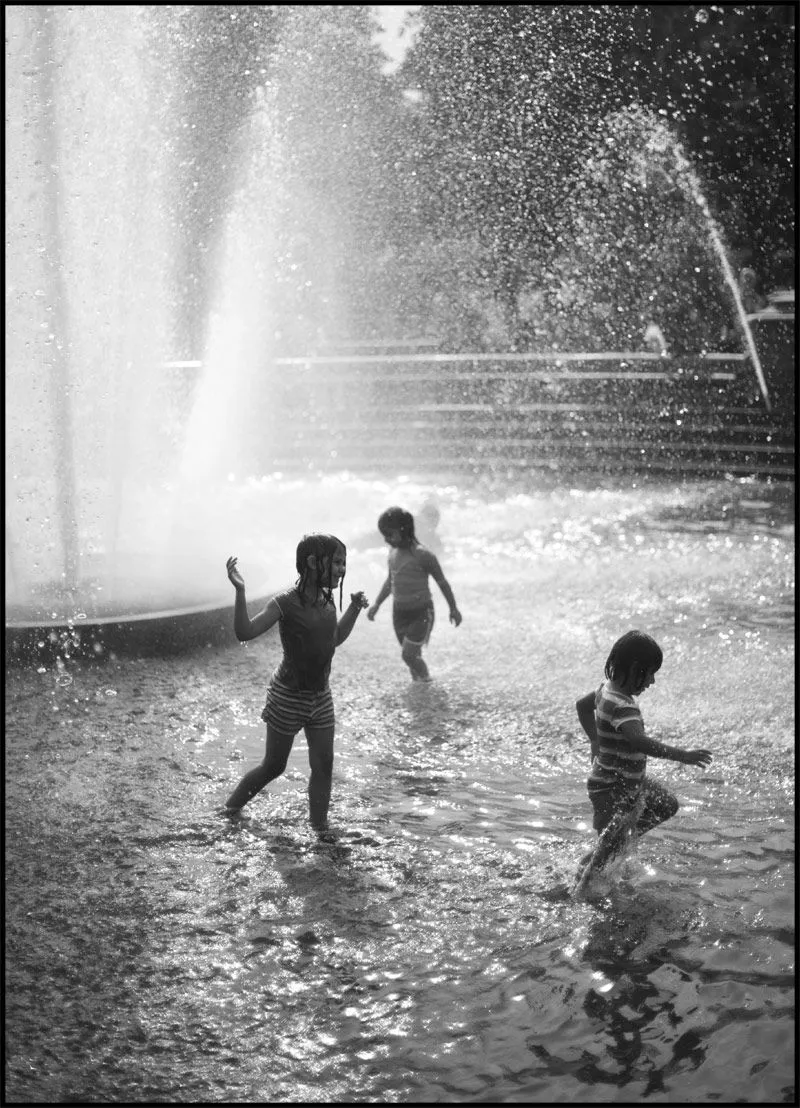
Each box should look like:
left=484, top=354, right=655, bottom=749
left=5, top=476, right=795, bottom=1103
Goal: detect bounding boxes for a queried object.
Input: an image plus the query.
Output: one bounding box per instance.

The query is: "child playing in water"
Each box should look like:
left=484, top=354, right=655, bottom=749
left=224, top=534, right=368, bottom=839
left=367, top=506, right=461, bottom=682
left=573, top=630, right=712, bottom=893
left=415, top=497, right=443, bottom=557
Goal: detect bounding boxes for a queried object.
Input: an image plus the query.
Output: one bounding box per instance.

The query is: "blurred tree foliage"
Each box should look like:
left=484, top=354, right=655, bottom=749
left=395, top=5, right=643, bottom=346
left=264, top=5, right=414, bottom=348
left=165, top=4, right=410, bottom=350
left=390, top=3, right=794, bottom=349
left=174, top=4, right=793, bottom=351
left=629, top=3, right=795, bottom=274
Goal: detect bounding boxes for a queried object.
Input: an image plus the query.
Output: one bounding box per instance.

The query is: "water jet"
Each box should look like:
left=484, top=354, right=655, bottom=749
left=5, top=8, right=279, bottom=659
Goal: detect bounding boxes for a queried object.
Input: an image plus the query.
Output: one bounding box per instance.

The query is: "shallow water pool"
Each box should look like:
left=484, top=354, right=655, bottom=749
left=5, top=476, right=794, bottom=1102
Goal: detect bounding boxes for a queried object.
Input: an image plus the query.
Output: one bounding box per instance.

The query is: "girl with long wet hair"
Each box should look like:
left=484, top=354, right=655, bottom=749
left=223, top=534, right=368, bottom=838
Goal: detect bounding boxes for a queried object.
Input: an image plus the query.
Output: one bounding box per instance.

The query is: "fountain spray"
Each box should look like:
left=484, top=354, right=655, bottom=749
left=670, top=142, right=772, bottom=412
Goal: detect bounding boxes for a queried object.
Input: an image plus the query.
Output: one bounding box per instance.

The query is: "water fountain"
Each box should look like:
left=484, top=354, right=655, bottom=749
left=5, top=8, right=282, bottom=660
left=559, top=105, right=781, bottom=399
left=5, top=13, right=789, bottom=665
left=8, top=7, right=397, bottom=662
left=639, top=114, right=772, bottom=410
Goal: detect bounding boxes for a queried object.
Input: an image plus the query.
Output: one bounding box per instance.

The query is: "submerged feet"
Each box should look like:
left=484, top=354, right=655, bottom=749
left=573, top=846, right=605, bottom=895
left=219, top=803, right=245, bottom=820
left=573, top=830, right=634, bottom=896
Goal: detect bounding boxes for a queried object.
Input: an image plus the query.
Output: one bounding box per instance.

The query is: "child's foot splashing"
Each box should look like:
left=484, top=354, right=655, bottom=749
left=367, top=506, right=461, bottom=683
left=573, top=800, right=642, bottom=897
left=572, top=630, right=713, bottom=897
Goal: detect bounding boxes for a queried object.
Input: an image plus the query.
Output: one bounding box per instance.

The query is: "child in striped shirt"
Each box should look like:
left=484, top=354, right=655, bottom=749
left=573, top=630, right=712, bottom=892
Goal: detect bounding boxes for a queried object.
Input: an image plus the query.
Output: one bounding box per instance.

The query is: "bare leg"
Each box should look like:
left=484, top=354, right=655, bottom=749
left=305, top=723, right=335, bottom=832
left=402, top=639, right=430, bottom=681
left=581, top=799, right=639, bottom=880
left=578, top=782, right=675, bottom=888
left=591, top=811, right=633, bottom=871
left=575, top=787, right=643, bottom=893
left=635, top=777, right=679, bottom=835
left=225, top=725, right=295, bottom=810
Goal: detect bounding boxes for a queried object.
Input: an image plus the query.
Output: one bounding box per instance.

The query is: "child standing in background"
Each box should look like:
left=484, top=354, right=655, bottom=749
left=367, top=506, right=461, bottom=682
left=574, top=630, right=712, bottom=893
left=415, top=497, right=443, bottom=557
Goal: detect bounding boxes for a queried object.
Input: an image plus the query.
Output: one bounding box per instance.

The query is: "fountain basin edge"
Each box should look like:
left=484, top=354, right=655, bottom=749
left=5, top=591, right=275, bottom=664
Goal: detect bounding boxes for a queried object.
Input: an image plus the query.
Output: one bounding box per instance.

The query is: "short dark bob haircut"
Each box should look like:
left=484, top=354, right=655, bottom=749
left=604, top=630, right=663, bottom=692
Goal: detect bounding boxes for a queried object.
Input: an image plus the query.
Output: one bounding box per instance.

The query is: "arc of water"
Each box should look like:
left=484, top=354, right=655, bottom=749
left=672, top=144, right=772, bottom=413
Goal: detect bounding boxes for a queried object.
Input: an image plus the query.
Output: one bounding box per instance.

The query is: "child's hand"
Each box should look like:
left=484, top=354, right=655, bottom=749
left=367, top=605, right=379, bottom=621
left=449, top=607, right=462, bottom=627
left=226, top=556, right=245, bottom=592
left=682, top=748, right=713, bottom=768
left=350, top=591, right=369, bottom=610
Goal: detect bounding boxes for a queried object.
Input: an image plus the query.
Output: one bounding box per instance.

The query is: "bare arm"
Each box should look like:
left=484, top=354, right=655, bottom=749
left=426, top=553, right=462, bottom=626
left=336, top=591, right=369, bottom=645
left=367, top=576, right=392, bottom=620
left=576, top=691, right=599, bottom=760
left=226, top=556, right=281, bottom=641
left=618, top=720, right=713, bottom=767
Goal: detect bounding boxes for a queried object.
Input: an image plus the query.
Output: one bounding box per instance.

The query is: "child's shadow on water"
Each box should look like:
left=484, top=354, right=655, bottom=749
left=378, top=677, right=484, bottom=745
left=399, top=680, right=489, bottom=759
left=260, top=828, right=406, bottom=944
left=400, top=680, right=454, bottom=740
left=574, top=884, right=709, bottom=1090
left=583, top=882, right=687, bottom=962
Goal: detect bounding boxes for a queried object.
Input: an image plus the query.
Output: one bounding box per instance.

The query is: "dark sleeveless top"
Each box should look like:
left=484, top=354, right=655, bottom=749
left=271, top=588, right=337, bottom=692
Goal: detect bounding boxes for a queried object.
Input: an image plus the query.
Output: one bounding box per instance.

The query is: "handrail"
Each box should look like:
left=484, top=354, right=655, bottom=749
left=271, top=351, right=749, bottom=367
left=162, top=351, right=750, bottom=369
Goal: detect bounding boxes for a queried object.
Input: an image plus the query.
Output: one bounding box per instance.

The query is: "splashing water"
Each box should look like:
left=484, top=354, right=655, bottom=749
left=667, top=138, right=772, bottom=410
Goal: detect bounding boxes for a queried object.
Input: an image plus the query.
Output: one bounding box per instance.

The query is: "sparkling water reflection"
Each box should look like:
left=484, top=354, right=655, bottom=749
left=5, top=477, right=794, bottom=1103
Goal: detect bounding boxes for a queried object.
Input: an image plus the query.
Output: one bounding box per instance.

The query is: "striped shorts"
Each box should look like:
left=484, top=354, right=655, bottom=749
left=261, top=679, right=335, bottom=736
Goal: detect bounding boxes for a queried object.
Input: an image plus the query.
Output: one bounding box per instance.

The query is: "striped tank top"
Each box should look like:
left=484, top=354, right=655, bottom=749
left=587, top=681, right=646, bottom=793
